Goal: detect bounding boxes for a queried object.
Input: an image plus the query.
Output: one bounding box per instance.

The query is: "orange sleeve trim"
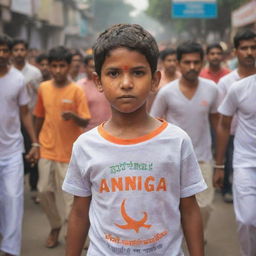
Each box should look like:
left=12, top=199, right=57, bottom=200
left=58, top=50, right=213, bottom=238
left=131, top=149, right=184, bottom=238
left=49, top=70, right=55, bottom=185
left=97, top=119, right=168, bottom=145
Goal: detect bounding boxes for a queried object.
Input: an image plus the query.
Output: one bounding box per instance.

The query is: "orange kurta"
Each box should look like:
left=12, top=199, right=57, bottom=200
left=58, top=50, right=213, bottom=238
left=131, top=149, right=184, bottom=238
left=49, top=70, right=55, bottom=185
left=34, top=80, right=90, bottom=163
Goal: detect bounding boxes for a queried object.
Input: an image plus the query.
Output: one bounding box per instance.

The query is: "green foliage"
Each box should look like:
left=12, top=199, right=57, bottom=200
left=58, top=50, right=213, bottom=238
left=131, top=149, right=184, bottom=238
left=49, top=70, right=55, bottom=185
left=146, top=0, right=250, bottom=39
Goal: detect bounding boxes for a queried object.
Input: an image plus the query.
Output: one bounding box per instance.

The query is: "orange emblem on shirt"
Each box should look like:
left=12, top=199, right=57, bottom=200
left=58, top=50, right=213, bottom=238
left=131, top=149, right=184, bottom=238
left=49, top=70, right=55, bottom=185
left=115, top=199, right=152, bottom=233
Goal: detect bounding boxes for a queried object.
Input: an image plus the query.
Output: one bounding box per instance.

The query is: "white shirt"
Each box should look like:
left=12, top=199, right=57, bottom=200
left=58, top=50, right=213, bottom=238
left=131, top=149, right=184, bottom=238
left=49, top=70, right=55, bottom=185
left=217, top=69, right=240, bottom=135
left=20, top=62, right=42, bottom=110
left=218, top=74, right=256, bottom=168
left=63, top=121, right=206, bottom=256
left=0, top=67, right=29, bottom=158
left=150, top=78, right=218, bottom=162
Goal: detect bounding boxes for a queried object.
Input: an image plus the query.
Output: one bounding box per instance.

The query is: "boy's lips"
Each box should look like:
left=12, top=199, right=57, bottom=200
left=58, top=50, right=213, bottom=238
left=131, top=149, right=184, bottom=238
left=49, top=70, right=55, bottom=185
left=117, top=95, right=136, bottom=99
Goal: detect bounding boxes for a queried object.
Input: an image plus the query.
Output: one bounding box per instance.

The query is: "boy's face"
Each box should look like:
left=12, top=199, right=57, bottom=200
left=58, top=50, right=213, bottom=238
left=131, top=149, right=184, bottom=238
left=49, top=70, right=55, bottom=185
left=38, top=59, right=50, bottom=79
left=235, top=38, right=256, bottom=67
left=84, top=59, right=95, bottom=79
left=93, top=47, right=160, bottom=114
left=0, top=44, right=10, bottom=68
left=178, top=52, right=202, bottom=82
left=49, top=60, right=70, bottom=85
left=12, top=43, right=27, bottom=63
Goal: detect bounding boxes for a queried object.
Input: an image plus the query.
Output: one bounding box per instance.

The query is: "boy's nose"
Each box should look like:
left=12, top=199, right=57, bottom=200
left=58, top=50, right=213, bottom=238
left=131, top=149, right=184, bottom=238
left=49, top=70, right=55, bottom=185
left=120, top=74, right=133, bottom=90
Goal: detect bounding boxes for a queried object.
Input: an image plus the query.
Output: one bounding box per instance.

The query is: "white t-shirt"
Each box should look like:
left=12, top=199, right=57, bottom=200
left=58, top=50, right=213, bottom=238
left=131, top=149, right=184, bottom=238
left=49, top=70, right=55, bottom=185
left=218, top=74, right=256, bottom=168
left=217, top=69, right=240, bottom=135
left=0, top=67, right=29, bottom=158
left=20, top=62, right=42, bottom=110
left=150, top=78, right=218, bottom=162
left=63, top=120, right=206, bottom=256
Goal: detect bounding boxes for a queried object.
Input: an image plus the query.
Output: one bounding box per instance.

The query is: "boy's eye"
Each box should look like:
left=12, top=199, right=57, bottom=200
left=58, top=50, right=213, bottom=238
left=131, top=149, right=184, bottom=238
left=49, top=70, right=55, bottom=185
left=107, top=70, right=119, bottom=78
left=133, top=70, right=145, bottom=76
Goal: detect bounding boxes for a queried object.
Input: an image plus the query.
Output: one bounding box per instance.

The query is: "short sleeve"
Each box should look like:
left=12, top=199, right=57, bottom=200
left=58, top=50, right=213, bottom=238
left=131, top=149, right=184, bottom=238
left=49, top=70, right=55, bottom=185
left=62, top=141, right=92, bottom=197
left=180, top=135, right=207, bottom=198
left=18, top=77, right=30, bottom=106
left=218, top=84, right=238, bottom=117
left=150, top=88, right=167, bottom=118
left=33, top=85, right=45, bottom=117
left=75, top=87, right=91, bottom=119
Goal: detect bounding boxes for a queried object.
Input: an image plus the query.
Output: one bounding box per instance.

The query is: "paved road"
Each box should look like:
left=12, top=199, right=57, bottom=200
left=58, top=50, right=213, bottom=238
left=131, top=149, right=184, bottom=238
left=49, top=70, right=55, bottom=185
left=21, top=184, right=240, bottom=256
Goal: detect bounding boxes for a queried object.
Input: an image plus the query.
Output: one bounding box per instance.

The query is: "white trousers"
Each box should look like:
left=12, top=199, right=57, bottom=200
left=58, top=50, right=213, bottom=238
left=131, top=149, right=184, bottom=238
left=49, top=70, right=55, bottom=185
left=0, top=153, right=24, bottom=256
left=196, top=162, right=214, bottom=230
left=233, top=167, right=256, bottom=256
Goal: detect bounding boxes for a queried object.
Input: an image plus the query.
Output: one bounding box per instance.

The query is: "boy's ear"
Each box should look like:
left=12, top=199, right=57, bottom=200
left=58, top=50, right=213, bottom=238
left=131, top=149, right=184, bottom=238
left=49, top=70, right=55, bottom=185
left=151, top=70, right=161, bottom=93
left=92, top=72, right=104, bottom=92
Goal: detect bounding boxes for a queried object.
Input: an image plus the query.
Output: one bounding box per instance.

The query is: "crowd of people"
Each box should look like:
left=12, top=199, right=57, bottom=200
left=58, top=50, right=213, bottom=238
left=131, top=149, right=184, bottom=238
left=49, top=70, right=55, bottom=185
left=0, top=24, right=255, bottom=256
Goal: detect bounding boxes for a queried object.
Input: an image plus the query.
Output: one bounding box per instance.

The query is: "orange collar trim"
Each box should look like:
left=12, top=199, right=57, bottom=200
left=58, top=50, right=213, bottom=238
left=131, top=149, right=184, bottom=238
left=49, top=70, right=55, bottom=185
left=98, top=119, right=168, bottom=145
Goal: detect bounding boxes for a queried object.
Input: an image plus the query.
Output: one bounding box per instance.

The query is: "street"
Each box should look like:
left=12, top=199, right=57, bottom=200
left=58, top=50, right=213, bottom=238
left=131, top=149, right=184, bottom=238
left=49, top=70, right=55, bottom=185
left=21, top=179, right=240, bottom=256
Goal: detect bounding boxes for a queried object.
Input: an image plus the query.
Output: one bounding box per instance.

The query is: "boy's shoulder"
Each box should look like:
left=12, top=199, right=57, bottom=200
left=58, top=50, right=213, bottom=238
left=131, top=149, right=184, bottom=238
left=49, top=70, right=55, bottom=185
left=75, top=121, right=190, bottom=148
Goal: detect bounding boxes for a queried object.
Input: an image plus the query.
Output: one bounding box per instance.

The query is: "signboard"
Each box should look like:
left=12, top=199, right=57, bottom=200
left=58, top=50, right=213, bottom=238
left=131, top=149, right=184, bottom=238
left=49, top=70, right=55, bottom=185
left=11, top=0, right=33, bottom=16
left=172, top=0, right=217, bottom=19
left=232, top=0, right=256, bottom=28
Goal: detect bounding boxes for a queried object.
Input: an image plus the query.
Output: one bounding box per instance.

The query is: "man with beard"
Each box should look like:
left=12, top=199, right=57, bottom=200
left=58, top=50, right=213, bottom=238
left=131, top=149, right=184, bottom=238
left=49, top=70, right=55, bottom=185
left=216, top=30, right=256, bottom=204
left=11, top=39, right=42, bottom=203
left=0, top=35, right=39, bottom=256
left=151, top=41, right=219, bottom=236
left=200, top=43, right=230, bottom=83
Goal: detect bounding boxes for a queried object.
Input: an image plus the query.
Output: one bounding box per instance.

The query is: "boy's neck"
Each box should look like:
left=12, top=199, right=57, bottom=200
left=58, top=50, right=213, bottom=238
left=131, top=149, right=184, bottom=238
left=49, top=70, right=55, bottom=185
left=104, top=104, right=161, bottom=139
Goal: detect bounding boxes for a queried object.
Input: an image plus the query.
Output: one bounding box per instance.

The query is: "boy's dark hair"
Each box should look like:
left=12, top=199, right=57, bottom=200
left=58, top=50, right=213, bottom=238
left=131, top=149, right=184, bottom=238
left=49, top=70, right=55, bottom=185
left=48, top=46, right=72, bottom=64
left=12, top=39, right=28, bottom=49
left=177, top=41, right=204, bottom=61
left=36, top=53, right=48, bottom=64
left=0, top=34, right=13, bottom=50
left=159, top=48, right=176, bottom=61
left=93, top=24, right=159, bottom=76
left=233, top=29, right=256, bottom=49
left=83, top=54, right=93, bottom=65
left=206, top=43, right=223, bottom=54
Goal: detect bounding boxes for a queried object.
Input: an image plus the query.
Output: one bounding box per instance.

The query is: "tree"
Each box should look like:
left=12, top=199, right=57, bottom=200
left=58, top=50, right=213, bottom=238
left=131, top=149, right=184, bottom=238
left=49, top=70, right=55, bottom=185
left=146, top=0, right=250, bottom=41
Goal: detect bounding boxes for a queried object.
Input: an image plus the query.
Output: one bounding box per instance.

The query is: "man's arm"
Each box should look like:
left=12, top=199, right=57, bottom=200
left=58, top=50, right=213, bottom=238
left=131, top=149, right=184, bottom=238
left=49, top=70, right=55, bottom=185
left=180, top=195, right=204, bottom=256
left=66, top=195, right=91, bottom=256
left=209, top=113, right=219, bottom=135
left=34, top=116, right=44, bottom=138
left=62, top=111, right=89, bottom=128
left=213, top=114, right=232, bottom=188
left=20, top=105, right=39, bottom=162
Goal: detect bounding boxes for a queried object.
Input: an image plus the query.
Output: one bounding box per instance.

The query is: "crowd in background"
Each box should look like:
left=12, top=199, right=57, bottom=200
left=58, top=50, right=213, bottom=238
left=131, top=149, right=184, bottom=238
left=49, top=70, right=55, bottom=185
left=0, top=27, right=255, bottom=256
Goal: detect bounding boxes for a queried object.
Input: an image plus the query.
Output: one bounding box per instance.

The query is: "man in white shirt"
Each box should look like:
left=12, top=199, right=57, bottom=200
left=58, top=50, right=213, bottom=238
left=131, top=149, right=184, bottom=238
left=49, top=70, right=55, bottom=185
left=151, top=41, right=218, bottom=234
left=214, top=74, right=256, bottom=256
left=0, top=35, right=39, bottom=256
left=12, top=39, right=42, bottom=203
left=217, top=30, right=256, bottom=203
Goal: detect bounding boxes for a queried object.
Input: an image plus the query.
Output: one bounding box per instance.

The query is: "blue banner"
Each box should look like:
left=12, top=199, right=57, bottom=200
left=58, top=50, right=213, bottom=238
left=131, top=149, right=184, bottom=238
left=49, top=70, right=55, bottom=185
left=172, top=1, right=217, bottom=18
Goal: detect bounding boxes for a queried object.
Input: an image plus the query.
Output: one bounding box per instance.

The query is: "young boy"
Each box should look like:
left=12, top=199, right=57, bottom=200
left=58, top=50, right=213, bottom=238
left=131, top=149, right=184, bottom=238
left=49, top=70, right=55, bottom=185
left=34, top=46, right=91, bottom=248
left=63, top=24, right=206, bottom=256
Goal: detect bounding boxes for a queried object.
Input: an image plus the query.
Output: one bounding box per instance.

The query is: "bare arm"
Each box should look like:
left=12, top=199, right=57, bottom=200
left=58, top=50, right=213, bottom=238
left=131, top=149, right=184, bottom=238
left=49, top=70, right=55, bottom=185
left=66, top=196, right=91, bottom=256
left=180, top=196, right=204, bottom=256
left=20, top=105, right=39, bottom=162
left=213, top=114, right=232, bottom=188
left=34, top=116, right=44, bottom=138
left=209, top=113, right=219, bottom=136
left=62, top=111, right=89, bottom=128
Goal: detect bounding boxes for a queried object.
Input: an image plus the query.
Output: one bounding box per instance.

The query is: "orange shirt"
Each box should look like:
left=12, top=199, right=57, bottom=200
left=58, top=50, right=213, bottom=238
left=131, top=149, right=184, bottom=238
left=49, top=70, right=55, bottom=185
left=200, top=67, right=230, bottom=83
left=34, top=80, right=91, bottom=163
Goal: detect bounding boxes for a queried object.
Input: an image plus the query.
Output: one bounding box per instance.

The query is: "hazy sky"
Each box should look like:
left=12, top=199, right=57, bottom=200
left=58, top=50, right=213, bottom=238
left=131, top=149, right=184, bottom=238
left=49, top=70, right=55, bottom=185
left=124, top=0, right=149, bottom=15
